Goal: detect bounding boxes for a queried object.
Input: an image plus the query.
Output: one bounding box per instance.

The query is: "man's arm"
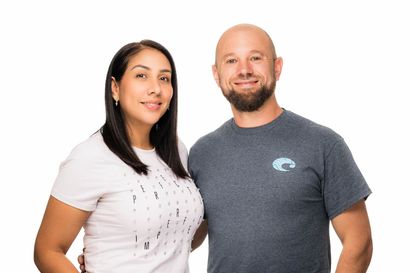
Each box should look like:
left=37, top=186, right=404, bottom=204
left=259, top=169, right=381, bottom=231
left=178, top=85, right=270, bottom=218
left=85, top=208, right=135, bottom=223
left=332, top=200, right=372, bottom=273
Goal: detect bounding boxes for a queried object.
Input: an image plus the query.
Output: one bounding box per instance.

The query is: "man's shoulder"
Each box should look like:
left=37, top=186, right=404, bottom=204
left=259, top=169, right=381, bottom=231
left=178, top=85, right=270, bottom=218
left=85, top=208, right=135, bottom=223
left=285, top=110, right=342, bottom=143
left=189, top=119, right=232, bottom=154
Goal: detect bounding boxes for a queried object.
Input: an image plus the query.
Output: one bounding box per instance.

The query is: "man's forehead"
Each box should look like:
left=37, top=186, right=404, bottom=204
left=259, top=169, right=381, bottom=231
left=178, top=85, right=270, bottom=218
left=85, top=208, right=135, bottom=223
left=216, top=34, right=272, bottom=59
left=220, top=49, right=267, bottom=59
left=214, top=24, right=276, bottom=64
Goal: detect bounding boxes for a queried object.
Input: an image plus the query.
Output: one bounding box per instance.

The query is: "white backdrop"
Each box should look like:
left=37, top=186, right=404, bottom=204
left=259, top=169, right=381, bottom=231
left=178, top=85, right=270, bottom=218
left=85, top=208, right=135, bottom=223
left=1, top=0, right=409, bottom=272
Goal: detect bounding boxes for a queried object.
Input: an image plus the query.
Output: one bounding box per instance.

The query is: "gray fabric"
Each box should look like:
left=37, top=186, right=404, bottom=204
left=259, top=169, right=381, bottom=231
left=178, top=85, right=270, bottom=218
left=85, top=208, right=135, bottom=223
left=188, top=110, right=371, bottom=273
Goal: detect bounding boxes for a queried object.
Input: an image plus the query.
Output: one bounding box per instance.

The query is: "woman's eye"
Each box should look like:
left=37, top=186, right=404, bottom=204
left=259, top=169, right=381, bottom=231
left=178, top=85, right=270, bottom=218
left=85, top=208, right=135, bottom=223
left=136, top=74, right=147, bottom=78
left=160, top=76, right=170, bottom=82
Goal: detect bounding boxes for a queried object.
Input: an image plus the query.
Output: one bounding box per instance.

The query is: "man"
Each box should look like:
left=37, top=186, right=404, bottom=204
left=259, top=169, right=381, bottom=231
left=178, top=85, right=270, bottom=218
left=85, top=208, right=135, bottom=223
left=188, top=24, right=372, bottom=273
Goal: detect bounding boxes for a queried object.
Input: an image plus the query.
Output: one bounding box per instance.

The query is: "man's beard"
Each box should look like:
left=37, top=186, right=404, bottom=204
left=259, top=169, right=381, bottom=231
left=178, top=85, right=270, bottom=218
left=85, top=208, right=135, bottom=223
left=223, top=81, right=276, bottom=112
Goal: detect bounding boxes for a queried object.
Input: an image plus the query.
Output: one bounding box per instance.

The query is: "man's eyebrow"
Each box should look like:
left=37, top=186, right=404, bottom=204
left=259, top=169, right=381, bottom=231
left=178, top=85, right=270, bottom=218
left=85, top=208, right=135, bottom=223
left=248, top=50, right=267, bottom=56
left=220, top=53, right=235, bottom=60
left=220, top=50, right=266, bottom=60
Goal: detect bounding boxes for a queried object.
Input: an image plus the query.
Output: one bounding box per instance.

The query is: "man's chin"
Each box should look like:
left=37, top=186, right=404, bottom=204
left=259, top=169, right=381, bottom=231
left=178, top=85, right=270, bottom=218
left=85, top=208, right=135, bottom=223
left=223, top=83, right=275, bottom=112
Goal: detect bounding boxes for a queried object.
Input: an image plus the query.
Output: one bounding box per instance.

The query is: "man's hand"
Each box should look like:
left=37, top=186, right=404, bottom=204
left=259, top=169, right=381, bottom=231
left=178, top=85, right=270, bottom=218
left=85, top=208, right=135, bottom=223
left=77, top=249, right=86, bottom=273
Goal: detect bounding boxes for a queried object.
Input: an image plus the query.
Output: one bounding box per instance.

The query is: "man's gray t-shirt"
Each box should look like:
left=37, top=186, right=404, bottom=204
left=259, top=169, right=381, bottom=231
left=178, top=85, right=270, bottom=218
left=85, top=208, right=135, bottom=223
left=188, top=110, right=371, bottom=273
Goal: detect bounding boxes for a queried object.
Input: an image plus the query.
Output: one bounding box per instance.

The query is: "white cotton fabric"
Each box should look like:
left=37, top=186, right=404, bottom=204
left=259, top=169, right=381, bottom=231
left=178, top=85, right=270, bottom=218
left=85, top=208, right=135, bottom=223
left=52, top=132, right=204, bottom=273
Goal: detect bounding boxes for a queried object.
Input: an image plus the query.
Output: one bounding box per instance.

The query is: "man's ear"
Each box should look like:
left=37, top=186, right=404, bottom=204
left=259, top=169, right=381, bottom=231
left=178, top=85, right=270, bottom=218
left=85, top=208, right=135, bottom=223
left=274, top=57, right=283, bottom=81
left=212, top=64, right=221, bottom=88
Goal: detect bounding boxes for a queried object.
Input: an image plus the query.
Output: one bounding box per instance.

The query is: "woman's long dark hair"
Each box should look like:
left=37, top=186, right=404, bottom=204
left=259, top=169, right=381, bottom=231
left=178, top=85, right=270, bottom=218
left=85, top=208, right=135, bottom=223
left=101, top=40, right=189, bottom=179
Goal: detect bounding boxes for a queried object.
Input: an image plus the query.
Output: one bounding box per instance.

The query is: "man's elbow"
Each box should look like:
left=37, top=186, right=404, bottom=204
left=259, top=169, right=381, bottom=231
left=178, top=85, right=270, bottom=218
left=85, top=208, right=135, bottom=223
left=362, top=236, right=373, bottom=267
left=34, top=247, right=42, bottom=270
left=347, top=234, right=373, bottom=270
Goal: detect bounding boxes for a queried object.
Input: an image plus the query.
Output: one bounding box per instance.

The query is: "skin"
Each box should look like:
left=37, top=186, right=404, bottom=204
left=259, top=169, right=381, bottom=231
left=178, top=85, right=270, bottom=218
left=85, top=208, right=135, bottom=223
left=35, top=198, right=90, bottom=273
left=332, top=201, right=373, bottom=273
left=34, top=48, right=174, bottom=273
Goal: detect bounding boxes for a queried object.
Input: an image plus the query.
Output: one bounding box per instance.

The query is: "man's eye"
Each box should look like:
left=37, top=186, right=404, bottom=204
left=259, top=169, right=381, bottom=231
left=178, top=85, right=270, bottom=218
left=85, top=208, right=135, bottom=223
left=250, top=56, right=262, bottom=61
left=226, top=58, right=237, bottom=64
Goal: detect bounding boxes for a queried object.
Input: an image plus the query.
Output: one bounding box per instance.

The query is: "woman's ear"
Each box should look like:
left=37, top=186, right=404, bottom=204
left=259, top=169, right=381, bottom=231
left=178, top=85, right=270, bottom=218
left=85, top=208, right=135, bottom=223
left=111, top=77, right=120, bottom=101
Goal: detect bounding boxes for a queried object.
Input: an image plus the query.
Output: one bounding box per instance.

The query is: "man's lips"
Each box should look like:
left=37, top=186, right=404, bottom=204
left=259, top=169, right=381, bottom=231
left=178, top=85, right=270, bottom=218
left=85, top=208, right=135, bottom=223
left=234, top=80, right=259, bottom=88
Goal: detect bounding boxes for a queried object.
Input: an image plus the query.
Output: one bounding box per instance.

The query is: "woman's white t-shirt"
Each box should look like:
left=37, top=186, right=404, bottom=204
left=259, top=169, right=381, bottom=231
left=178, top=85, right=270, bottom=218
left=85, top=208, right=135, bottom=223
left=51, top=132, right=204, bottom=273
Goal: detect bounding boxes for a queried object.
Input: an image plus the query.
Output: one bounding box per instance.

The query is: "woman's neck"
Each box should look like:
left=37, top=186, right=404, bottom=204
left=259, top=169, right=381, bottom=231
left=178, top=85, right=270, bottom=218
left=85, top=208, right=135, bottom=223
left=126, top=122, right=154, bottom=150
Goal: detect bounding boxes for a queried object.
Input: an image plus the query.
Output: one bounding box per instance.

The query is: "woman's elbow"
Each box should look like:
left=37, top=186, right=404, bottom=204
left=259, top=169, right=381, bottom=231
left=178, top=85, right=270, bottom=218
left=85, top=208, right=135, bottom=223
left=33, top=239, right=59, bottom=271
left=33, top=240, right=47, bottom=270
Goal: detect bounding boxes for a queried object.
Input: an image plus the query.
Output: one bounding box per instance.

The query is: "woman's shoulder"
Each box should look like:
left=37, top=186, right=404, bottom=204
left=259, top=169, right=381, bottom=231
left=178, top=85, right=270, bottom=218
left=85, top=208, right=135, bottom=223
left=57, top=131, right=126, bottom=184
left=64, top=131, right=119, bottom=166
left=177, top=138, right=188, bottom=158
left=176, top=138, right=189, bottom=170
left=69, top=132, right=105, bottom=158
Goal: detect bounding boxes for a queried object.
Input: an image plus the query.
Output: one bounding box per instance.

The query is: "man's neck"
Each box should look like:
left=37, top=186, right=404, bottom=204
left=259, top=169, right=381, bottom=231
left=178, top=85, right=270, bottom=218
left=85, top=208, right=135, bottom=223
left=231, top=96, right=283, bottom=128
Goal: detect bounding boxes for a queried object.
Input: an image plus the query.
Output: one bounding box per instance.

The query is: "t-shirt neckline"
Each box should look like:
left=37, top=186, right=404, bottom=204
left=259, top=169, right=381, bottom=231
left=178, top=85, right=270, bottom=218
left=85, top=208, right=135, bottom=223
left=132, top=146, right=156, bottom=154
left=229, top=108, right=288, bottom=135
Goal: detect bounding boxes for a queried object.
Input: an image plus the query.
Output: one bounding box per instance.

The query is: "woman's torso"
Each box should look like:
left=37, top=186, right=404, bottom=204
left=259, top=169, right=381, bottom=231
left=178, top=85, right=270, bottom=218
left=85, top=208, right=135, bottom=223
left=52, top=132, right=204, bottom=273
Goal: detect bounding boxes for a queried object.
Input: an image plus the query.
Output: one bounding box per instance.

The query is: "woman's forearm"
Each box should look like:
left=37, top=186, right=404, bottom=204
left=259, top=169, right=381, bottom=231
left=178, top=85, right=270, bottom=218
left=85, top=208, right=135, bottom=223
left=34, top=248, right=79, bottom=273
left=191, top=220, right=208, bottom=251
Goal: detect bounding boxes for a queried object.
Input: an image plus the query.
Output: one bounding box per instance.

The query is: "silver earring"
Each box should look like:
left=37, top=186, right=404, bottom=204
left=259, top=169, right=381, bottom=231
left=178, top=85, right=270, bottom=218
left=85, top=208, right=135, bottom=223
left=115, top=100, right=118, bottom=107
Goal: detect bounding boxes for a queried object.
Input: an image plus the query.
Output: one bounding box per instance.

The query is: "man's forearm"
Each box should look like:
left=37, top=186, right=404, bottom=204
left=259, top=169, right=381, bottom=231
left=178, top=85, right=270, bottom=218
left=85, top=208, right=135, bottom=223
left=335, top=239, right=373, bottom=273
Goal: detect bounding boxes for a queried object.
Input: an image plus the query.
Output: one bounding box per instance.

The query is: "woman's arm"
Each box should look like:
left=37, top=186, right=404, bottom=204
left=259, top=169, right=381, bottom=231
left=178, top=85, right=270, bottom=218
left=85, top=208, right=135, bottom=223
left=34, top=196, right=90, bottom=273
left=191, top=220, right=208, bottom=251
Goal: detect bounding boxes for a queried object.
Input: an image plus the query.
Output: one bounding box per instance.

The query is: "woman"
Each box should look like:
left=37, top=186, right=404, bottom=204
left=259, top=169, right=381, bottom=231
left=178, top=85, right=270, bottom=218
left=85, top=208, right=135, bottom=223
left=34, top=40, right=205, bottom=273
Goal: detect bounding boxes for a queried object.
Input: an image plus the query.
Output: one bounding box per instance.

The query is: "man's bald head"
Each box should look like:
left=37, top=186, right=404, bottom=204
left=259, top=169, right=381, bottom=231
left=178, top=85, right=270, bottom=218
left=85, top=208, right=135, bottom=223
left=215, top=24, right=277, bottom=66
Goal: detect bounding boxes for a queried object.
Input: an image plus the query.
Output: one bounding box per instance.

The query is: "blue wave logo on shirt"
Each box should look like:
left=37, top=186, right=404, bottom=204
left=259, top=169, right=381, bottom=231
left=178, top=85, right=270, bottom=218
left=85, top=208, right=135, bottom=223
left=272, top=158, right=296, bottom=172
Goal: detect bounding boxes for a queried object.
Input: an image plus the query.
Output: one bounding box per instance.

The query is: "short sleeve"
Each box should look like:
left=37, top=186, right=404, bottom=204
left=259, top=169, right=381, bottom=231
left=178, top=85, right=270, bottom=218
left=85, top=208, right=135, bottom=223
left=177, top=139, right=189, bottom=171
left=51, top=148, right=105, bottom=212
left=187, top=145, right=207, bottom=220
left=323, top=139, right=371, bottom=219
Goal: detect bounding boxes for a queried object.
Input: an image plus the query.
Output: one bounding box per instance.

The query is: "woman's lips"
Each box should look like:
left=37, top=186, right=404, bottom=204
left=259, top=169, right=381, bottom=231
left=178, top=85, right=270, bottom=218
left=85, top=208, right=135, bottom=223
left=141, top=101, right=162, bottom=110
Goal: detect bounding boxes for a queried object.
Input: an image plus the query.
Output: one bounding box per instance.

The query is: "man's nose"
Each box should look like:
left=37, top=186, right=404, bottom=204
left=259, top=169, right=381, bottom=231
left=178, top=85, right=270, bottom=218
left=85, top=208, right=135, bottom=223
left=237, top=60, right=253, bottom=77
